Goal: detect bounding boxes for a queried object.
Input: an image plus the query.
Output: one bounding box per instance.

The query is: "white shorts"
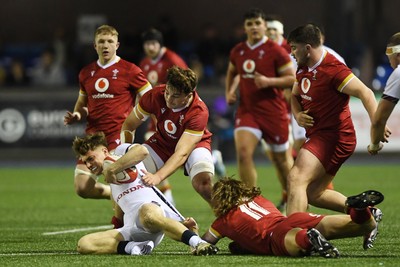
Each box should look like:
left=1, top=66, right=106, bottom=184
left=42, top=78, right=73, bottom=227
left=143, top=144, right=214, bottom=180
left=117, top=198, right=183, bottom=245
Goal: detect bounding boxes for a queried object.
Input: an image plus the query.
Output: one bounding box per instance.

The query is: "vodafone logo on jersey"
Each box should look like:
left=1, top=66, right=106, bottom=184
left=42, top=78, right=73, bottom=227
left=164, top=120, right=177, bottom=135
left=242, top=60, right=255, bottom=74
left=300, top=78, right=311, bottom=94
left=95, top=78, right=110, bottom=92
left=147, top=70, right=159, bottom=85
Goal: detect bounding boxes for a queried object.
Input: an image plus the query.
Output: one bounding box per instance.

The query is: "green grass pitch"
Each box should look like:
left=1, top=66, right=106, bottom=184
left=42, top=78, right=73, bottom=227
left=0, top=163, right=399, bottom=266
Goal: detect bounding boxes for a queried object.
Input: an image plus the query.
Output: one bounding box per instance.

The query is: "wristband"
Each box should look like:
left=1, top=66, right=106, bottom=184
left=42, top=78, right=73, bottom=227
left=72, top=111, right=81, bottom=120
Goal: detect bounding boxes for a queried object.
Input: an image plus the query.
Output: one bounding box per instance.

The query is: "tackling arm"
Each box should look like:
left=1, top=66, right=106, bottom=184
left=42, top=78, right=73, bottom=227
left=120, top=105, right=147, bottom=143
left=155, top=132, right=201, bottom=182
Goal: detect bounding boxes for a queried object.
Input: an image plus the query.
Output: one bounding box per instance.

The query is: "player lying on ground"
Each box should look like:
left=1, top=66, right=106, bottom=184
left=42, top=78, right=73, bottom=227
left=202, top=177, right=383, bottom=258
left=72, top=132, right=219, bottom=256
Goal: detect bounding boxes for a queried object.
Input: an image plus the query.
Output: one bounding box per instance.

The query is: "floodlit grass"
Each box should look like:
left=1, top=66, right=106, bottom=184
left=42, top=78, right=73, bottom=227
left=0, top=163, right=399, bottom=266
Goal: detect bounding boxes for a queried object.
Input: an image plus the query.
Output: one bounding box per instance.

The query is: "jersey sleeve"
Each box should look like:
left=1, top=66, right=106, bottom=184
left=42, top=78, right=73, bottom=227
left=383, top=67, right=400, bottom=100
left=274, top=45, right=293, bottom=73
left=184, top=104, right=209, bottom=136
left=137, top=86, right=166, bottom=117
left=209, top=218, right=225, bottom=239
left=128, top=64, right=152, bottom=96
left=331, top=65, right=354, bottom=92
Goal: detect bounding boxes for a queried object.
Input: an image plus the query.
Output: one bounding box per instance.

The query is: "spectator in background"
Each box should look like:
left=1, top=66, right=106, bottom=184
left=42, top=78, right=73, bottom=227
left=29, top=47, right=67, bottom=86
left=5, top=58, right=30, bottom=86
left=368, top=32, right=399, bottom=154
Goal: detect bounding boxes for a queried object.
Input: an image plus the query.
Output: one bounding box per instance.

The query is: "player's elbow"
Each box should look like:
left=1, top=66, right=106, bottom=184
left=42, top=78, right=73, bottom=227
left=138, top=145, right=150, bottom=159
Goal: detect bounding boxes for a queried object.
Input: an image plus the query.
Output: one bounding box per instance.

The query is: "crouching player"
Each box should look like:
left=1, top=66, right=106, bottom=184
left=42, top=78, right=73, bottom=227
left=72, top=132, right=218, bottom=256
left=202, top=178, right=383, bottom=258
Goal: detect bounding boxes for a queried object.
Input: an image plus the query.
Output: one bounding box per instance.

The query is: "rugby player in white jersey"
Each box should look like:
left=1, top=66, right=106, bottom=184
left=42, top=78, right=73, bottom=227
left=72, top=132, right=218, bottom=256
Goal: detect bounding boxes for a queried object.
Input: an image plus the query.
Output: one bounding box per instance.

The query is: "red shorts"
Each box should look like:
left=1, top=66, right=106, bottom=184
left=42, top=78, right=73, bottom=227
left=303, top=131, right=356, bottom=175
left=268, top=212, right=325, bottom=256
left=235, top=109, right=289, bottom=145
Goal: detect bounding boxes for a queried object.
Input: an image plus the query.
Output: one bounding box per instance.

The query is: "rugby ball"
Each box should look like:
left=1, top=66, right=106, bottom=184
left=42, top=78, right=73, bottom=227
left=103, top=155, right=138, bottom=184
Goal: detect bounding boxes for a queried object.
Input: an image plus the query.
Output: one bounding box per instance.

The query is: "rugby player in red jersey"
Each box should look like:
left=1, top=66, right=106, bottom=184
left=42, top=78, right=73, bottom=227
left=202, top=178, right=384, bottom=257
left=121, top=66, right=214, bottom=204
left=225, top=8, right=295, bottom=197
left=64, top=25, right=152, bottom=227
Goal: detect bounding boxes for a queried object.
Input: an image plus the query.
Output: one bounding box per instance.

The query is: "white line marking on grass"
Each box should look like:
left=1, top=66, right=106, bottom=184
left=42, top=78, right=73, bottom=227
left=0, top=252, right=79, bottom=256
left=42, top=225, right=112, bottom=236
left=0, top=251, right=189, bottom=256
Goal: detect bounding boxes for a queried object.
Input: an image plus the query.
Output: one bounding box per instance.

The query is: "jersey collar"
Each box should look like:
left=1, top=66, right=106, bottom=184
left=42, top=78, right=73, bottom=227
left=97, top=56, right=120, bottom=69
left=308, top=49, right=327, bottom=72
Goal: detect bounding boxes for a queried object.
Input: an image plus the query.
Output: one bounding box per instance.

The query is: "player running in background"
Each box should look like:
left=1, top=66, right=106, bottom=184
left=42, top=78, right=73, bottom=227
left=201, top=177, right=384, bottom=257
left=64, top=25, right=152, bottom=227
left=225, top=8, right=295, bottom=194
left=121, top=66, right=215, bottom=205
left=72, top=132, right=218, bottom=256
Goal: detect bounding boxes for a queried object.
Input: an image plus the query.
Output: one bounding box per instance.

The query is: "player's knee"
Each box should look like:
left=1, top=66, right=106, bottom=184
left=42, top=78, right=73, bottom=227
left=77, top=236, right=93, bottom=254
left=191, top=171, right=213, bottom=203
left=287, top=165, right=306, bottom=182
left=139, top=203, right=164, bottom=232
left=237, top=148, right=253, bottom=163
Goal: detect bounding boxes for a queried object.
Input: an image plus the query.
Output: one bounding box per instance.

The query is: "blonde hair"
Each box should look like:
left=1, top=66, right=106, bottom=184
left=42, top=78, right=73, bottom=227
left=95, top=25, right=119, bottom=39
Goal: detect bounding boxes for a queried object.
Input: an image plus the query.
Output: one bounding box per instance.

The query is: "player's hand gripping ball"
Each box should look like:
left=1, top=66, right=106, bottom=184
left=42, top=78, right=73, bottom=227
left=103, top=155, right=138, bottom=184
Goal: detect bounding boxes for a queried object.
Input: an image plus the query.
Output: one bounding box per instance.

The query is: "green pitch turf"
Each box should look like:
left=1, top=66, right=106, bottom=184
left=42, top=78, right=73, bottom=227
left=0, top=163, right=399, bottom=266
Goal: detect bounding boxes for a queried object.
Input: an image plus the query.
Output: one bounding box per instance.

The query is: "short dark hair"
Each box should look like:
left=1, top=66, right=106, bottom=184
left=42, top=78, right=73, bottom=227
left=287, top=24, right=322, bottom=47
left=243, top=7, right=266, bottom=21
left=167, top=66, right=197, bottom=95
left=141, top=28, right=164, bottom=46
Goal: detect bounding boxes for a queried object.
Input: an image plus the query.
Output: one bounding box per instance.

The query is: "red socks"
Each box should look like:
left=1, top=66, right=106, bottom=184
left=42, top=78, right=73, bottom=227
left=348, top=207, right=372, bottom=224
left=295, top=229, right=313, bottom=250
